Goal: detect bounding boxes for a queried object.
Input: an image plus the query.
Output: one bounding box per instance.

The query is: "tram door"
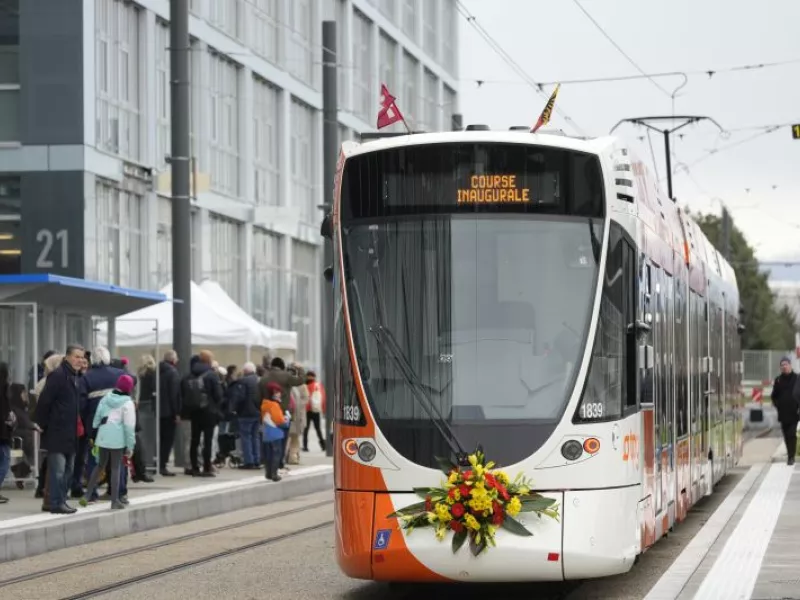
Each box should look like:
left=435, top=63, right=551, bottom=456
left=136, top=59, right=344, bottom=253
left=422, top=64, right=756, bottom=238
left=653, top=268, right=663, bottom=516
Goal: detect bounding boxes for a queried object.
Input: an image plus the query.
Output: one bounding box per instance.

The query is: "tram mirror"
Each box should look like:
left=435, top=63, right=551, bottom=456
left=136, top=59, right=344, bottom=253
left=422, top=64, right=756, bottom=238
left=323, top=265, right=334, bottom=283
left=320, top=214, right=333, bottom=239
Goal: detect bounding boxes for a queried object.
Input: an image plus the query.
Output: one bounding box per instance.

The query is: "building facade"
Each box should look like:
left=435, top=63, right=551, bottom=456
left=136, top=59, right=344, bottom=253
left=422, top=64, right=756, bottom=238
left=0, top=0, right=459, bottom=368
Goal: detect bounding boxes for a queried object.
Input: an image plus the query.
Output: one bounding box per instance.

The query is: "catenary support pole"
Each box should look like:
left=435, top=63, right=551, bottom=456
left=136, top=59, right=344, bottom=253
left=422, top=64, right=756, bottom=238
left=321, top=20, right=337, bottom=457
left=170, top=0, right=192, bottom=375
left=722, top=206, right=731, bottom=260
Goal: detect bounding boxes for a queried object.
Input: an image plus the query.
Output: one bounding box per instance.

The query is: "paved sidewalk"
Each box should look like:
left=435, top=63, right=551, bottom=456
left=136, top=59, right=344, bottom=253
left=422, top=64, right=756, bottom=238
left=0, top=449, right=332, bottom=561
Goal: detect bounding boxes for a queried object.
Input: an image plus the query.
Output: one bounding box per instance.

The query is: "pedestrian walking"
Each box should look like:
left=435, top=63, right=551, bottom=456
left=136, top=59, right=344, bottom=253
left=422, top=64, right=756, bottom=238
left=770, top=356, right=800, bottom=466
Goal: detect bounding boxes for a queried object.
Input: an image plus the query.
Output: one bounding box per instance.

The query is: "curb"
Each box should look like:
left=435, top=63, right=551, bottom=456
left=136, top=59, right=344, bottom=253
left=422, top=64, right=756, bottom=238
left=0, top=467, right=333, bottom=563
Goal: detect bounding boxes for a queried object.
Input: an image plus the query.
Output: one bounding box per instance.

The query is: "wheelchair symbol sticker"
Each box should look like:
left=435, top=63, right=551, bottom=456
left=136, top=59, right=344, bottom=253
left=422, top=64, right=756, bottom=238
left=374, top=529, right=392, bottom=550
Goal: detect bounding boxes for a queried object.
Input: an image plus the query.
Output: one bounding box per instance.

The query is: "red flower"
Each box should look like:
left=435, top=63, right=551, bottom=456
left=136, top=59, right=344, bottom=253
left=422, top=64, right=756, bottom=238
left=484, top=472, right=497, bottom=489
left=448, top=488, right=457, bottom=500
left=425, top=496, right=432, bottom=512
left=463, top=470, right=473, bottom=480
left=459, top=484, right=471, bottom=498
left=492, top=510, right=505, bottom=526
left=450, top=520, right=464, bottom=532
left=451, top=502, right=466, bottom=518
left=497, top=484, right=510, bottom=501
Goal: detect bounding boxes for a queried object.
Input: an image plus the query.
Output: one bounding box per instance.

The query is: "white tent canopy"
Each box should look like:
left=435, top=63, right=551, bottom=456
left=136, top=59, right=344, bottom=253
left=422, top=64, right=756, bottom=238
left=95, top=281, right=278, bottom=348
left=199, top=279, right=297, bottom=350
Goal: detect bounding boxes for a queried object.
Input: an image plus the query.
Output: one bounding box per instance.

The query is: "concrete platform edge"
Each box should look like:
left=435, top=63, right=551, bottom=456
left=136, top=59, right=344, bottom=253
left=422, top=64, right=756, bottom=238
left=0, top=470, right=333, bottom=563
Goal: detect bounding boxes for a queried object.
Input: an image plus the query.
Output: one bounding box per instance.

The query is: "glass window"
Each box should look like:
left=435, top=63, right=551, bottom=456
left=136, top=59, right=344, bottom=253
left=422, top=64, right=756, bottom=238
left=574, top=222, right=637, bottom=422
left=379, top=33, right=397, bottom=96
left=0, top=218, right=21, bottom=275
left=421, top=69, right=437, bottom=131
left=290, top=99, right=316, bottom=223
left=0, top=0, right=19, bottom=142
left=209, top=0, right=240, bottom=40
left=253, top=76, right=280, bottom=206
left=288, top=0, right=314, bottom=86
left=205, top=213, right=243, bottom=302
left=94, top=180, right=144, bottom=288
left=422, top=0, right=438, bottom=58
left=401, top=0, right=417, bottom=41
left=208, top=50, right=240, bottom=197
left=249, top=0, right=279, bottom=64
left=155, top=20, right=170, bottom=170
left=252, top=227, right=282, bottom=328
left=335, top=0, right=348, bottom=109
left=352, top=11, right=372, bottom=121
left=442, top=85, right=456, bottom=131
left=402, top=52, right=418, bottom=126
left=442, top=0, right=456, bottom=73
left=0, top=175, right=20, bottom=216
left=378, top=0, right=396, bottom=21
left=290, top=240, right=316, bottom=363
left=95, top=0, right=141, bottom=161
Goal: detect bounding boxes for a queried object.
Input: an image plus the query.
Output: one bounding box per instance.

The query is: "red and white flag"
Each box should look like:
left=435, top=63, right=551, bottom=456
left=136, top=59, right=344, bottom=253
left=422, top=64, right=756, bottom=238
left=376, top=84, right=407, bottom=130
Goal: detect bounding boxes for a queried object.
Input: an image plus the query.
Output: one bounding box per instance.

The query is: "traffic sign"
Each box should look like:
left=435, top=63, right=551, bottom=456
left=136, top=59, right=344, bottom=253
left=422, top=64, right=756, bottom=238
left=793, top=124, right=800, bottom=140
left=751, top=387, right=763, bottom=404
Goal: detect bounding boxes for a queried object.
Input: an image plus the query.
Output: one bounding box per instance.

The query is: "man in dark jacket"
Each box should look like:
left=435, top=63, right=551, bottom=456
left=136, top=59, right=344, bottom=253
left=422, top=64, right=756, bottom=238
left=35, top=344, right=85, bottom=514
left=181, top=351, right=223, bottom=477
left=231, top=362, right=260, bottom=469
left=771, top=357, right=800, bottom=466
left=158, top=350, right=181, bottom=476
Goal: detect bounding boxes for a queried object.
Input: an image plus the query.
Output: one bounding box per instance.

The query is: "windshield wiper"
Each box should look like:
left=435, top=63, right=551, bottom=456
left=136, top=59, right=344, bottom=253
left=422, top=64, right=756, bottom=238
left=369, top=323, right=470, bottom=466
left=365, top=229, right=470, bottom=467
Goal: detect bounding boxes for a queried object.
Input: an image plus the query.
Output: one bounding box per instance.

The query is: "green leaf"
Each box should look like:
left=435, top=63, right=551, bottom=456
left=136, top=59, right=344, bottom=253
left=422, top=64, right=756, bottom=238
left=387, top=501, right=426, bottom=518
left=518, top=496, right=558, bottom=513
left=435, top=456, right=458, bottom=476
left=501, top=515, right=534, bottom=537
left=451, top=529, right=468, bottom=554
left=412, top=487, right=440, bottom=498
left=469, top=532, right=487, bottom=557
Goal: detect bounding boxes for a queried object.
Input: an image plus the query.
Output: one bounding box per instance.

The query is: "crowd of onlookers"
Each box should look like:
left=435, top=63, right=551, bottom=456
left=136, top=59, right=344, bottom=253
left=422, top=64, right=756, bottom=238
left=0, top=345, right=326, bottom=512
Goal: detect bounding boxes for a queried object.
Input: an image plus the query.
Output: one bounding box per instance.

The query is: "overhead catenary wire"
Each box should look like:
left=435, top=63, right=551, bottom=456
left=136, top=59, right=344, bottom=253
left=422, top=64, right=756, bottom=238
left=454, top=0, right=587, bottom=136
left=465, top=56, right=800, bottom=89
left=571, top=0, right=672, bottom=98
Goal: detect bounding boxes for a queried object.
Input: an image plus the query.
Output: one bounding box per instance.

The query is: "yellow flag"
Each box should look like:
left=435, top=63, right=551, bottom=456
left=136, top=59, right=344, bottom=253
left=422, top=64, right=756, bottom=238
left=531, top=84, right=561, bottom=133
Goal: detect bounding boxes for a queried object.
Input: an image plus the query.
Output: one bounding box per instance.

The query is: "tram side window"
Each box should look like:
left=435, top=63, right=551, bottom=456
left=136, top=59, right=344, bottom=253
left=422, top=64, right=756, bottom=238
left=575, top=222, right=634, bottom=422
left=675, top=277, right=688, bottom=437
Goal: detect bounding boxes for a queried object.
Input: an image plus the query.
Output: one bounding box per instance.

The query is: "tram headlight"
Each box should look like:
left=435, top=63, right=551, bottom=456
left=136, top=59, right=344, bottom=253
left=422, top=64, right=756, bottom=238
left=358, top=441, right=377, bottom=463
left=561, top=440, right=584, bottom=461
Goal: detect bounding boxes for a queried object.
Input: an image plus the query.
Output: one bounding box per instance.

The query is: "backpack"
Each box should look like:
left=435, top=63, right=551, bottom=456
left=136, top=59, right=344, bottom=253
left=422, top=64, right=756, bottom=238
left=183, top=375, right=209, bottom=412
left=310, top=386, right=323, bottom=413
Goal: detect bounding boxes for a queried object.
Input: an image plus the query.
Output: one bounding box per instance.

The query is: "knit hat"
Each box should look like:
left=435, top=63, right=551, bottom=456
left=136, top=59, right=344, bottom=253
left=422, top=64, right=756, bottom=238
left=116, top=374, right=134, bottom=395
left=780, top=356, right=791, bottom=365
left=266, top=382, right=282, bottom=398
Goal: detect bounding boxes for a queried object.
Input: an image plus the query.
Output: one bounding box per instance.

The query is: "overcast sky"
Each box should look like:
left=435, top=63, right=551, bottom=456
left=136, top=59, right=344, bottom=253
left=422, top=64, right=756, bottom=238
left=457, top=0, right=799, bottom=267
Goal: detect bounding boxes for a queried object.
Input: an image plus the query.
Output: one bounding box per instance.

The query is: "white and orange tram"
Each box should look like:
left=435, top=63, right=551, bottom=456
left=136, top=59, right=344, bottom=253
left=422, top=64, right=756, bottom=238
left=321, top=126, right=744, bottom=583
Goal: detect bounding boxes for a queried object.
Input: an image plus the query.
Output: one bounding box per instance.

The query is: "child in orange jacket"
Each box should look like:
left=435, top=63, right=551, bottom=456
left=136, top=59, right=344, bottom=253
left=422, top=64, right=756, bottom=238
left=261, top=382, right=290, bottom=481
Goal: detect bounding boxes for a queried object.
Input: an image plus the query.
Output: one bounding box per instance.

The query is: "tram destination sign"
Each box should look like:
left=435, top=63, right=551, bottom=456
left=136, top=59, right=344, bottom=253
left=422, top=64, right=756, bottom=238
left=457, top=174, right=531, bottom=205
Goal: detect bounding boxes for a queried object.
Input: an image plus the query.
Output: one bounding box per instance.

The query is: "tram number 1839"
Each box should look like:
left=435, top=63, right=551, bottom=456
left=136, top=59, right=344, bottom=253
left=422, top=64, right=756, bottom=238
left=341, top=405, right=362, bottom=423
left=579, top=402, right=604, bottom=419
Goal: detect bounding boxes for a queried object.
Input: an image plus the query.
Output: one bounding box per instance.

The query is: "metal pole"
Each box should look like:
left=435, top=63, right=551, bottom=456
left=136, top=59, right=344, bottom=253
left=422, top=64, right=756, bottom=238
left=170, top=0, right=192, bottom=376
left=322, top=20, right=337, bottom=458
left=155, top=323, right=160, bottom=474
left=663, top=130, right=673, bottom=201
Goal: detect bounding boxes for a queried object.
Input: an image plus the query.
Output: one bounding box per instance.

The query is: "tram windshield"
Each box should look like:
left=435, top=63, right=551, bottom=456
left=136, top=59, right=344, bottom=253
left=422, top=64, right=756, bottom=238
left=339, top=142, right=606, bottom=467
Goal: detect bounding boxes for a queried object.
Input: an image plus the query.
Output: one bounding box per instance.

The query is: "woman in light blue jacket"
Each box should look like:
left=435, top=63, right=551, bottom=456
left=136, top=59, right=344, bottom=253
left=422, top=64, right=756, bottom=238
left=80, top=374, right=137, bottom=510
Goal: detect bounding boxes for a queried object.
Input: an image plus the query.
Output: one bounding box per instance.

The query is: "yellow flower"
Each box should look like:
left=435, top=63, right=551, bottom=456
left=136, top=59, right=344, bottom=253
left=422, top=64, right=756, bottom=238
left=495, top=471, right=510, bottom=486
left=445, top=496, right=455, bottom=506
left=474, top=464, right=485, bottom=478
left=435, top=502, right=452, bottom=522
left=448, top=471, right=460, bottom=485
left=464, top=514, right=480, bottom=531
left=506, top=496, right=522, bottom=517
left=427, top=512, right=437, bottom=524
left=452, top=488, right=461, bottom=501
left=435, top=525, right=447, bottom=541
left=468, top=454, right=478, bottom=467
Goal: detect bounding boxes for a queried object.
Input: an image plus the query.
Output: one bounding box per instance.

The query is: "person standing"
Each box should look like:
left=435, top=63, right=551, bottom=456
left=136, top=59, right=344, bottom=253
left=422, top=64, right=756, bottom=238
left=770, top=356, right=800, bottom=466
left=181, top=351, right=223, bottom=477
left=35, top=344, right=86, bottom=514
left=158, top=350, right=181, bottom=476
left=303, top=371, right=326, bottom=453
left=231, top=362, right=261, bottom=469
left=0, top=362, right=14, bottom=504
left=80, top=374, right=137, bottom=510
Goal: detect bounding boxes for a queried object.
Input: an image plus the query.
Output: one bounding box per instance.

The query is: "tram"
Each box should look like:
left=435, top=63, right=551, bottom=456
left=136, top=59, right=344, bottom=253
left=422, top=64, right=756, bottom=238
left=321, top=126, right=744, bottom=583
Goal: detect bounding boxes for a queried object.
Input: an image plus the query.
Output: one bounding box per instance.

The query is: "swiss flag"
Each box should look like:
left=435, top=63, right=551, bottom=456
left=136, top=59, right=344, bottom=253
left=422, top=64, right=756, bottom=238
left=376, top=84, right=405, bottom=130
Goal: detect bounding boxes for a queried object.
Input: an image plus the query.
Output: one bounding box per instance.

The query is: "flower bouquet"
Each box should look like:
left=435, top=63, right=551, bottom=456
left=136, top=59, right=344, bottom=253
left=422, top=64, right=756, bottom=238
left=388, top=450, right=560, bottom=556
